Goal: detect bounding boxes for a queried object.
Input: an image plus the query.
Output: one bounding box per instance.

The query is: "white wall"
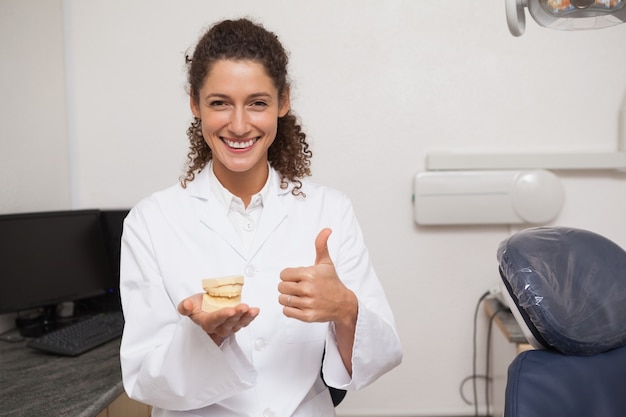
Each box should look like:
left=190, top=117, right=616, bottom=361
left=2, top=1, right=626, bottom=416
left=0, top=0, right=70, bottom=213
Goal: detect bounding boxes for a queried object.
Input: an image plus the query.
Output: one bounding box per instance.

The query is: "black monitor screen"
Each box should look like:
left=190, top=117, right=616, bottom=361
left=0, top=209, right=115, bottom=314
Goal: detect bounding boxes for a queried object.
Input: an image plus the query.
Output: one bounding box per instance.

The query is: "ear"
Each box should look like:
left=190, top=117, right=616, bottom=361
left=190, top=92, right=200, bottom=119
left=278, top=87, right=290, bottom=118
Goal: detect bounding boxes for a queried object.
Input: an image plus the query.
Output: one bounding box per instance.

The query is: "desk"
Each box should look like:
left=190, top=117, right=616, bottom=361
left=484, top=298, right=530, bottom=351
left=0, top=336, right=149, bottom=417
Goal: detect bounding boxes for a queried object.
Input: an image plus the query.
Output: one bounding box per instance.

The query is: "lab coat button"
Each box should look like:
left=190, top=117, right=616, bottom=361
left=262, top=408, right=275, bottom=417
left=254, top=338, right=266, bottom=351
left=245, top=265, right=255, bottom=276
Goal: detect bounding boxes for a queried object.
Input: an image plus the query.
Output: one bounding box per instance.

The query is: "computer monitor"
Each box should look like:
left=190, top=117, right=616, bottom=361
left=99, top=209, right=130, bottom=311
left=99, top=209, right=130, bottom=286
left=0, top=209, right=116, bottom=317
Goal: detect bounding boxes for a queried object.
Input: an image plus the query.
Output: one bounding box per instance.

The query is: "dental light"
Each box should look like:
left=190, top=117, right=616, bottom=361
left=506, top=0, right=626, bottom=36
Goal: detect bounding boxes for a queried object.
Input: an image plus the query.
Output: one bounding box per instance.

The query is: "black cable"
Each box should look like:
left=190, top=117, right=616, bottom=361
left=459, top=374, right=489, bottom=405
left=485, top=311, right=494, bottom=417
left=473, top=291, right=490, bottom=417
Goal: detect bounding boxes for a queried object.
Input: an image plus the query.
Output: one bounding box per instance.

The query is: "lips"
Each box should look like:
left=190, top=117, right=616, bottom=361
left=222, top=137, right=258, bottom=149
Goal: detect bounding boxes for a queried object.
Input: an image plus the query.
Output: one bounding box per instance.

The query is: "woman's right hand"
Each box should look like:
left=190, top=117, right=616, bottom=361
left=177, top=293, right=260, bottom=345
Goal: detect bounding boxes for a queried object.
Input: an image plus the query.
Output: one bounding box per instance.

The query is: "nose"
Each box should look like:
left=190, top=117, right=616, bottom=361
left=228, top=107, right=250, bottom=136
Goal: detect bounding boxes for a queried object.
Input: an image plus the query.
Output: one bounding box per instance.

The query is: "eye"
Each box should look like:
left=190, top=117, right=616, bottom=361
left=209, top=100, right=228, bottom=108
left=249, top=100, right=269, bottom=111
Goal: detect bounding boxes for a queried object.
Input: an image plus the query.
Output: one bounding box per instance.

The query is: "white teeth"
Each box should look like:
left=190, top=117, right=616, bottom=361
left=224, top=138, right=256, bottom=149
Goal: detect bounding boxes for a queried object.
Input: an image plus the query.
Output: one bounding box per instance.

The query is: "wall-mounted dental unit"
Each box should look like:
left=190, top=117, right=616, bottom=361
left=506, top=0, right=626, bottom=36
left=413, top=151, right=626, bottom=225
left=413, top=170, right=565, bottom=225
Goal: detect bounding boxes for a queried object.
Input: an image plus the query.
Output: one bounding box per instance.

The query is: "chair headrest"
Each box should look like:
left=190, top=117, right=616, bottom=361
left=497, top=227, right=626, bottom=355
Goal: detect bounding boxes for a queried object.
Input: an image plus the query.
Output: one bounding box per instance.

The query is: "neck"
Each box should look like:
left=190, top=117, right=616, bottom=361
left=212, top=161, right=269, bottom=207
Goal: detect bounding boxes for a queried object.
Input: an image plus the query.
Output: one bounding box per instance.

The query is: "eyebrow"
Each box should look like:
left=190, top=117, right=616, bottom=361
left=203, top=92, right=274, bottom=101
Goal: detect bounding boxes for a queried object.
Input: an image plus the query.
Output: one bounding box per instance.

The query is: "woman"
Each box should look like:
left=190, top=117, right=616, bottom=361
left=119, top=18, right=402, bottom=417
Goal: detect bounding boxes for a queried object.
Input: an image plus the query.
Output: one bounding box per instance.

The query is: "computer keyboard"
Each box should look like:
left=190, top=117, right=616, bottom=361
left=27, top=311, right=124, bottom=356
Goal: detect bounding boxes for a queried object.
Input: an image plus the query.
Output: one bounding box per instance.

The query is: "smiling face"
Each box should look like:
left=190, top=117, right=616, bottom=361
left=190, top=59, right=290, bottom=192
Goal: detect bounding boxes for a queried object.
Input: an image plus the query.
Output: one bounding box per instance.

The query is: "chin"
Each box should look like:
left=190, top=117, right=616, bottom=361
left=222, top=159, right=266, bottom=174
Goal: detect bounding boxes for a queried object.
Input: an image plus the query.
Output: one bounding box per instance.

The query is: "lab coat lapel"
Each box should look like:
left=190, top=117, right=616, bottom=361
left=198, top=198, right=247, bottom=258
left=249, top=173, right=289, bottom=258
left=187, top=169, right=247, bottom=259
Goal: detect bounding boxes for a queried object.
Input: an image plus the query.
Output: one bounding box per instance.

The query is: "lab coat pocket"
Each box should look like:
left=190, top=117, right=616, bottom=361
left=285, top=318, right=327, bottom=343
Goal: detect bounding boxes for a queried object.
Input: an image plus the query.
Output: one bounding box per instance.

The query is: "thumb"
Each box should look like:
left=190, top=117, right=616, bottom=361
left=178, top=298, right=195, bottom=316
left=314, top=228, right=333, bottom=265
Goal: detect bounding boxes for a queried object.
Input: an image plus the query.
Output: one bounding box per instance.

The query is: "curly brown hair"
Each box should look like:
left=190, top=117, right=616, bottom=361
left=182, top=18, right=312, bottom=196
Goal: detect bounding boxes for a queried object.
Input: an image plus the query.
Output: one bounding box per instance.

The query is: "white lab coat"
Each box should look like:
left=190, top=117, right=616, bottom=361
left=119, top=166, right=402, bottom=417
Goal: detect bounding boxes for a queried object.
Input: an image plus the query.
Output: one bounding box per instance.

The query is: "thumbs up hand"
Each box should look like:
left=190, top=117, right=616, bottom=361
left=278, top=228, right=358, bottom=324
left=314, top=227, right=334, bottom=266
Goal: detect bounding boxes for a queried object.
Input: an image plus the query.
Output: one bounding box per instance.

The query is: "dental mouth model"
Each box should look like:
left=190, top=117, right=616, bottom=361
left=201, top=275, right=244, bottom=312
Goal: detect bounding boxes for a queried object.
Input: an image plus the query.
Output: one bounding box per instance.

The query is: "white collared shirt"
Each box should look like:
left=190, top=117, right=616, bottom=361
left=207, top=161, right=271, bottom=255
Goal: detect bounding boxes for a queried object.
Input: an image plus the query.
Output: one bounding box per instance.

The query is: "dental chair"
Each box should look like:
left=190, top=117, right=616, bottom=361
left=496, top=226, right=626, bottom=417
